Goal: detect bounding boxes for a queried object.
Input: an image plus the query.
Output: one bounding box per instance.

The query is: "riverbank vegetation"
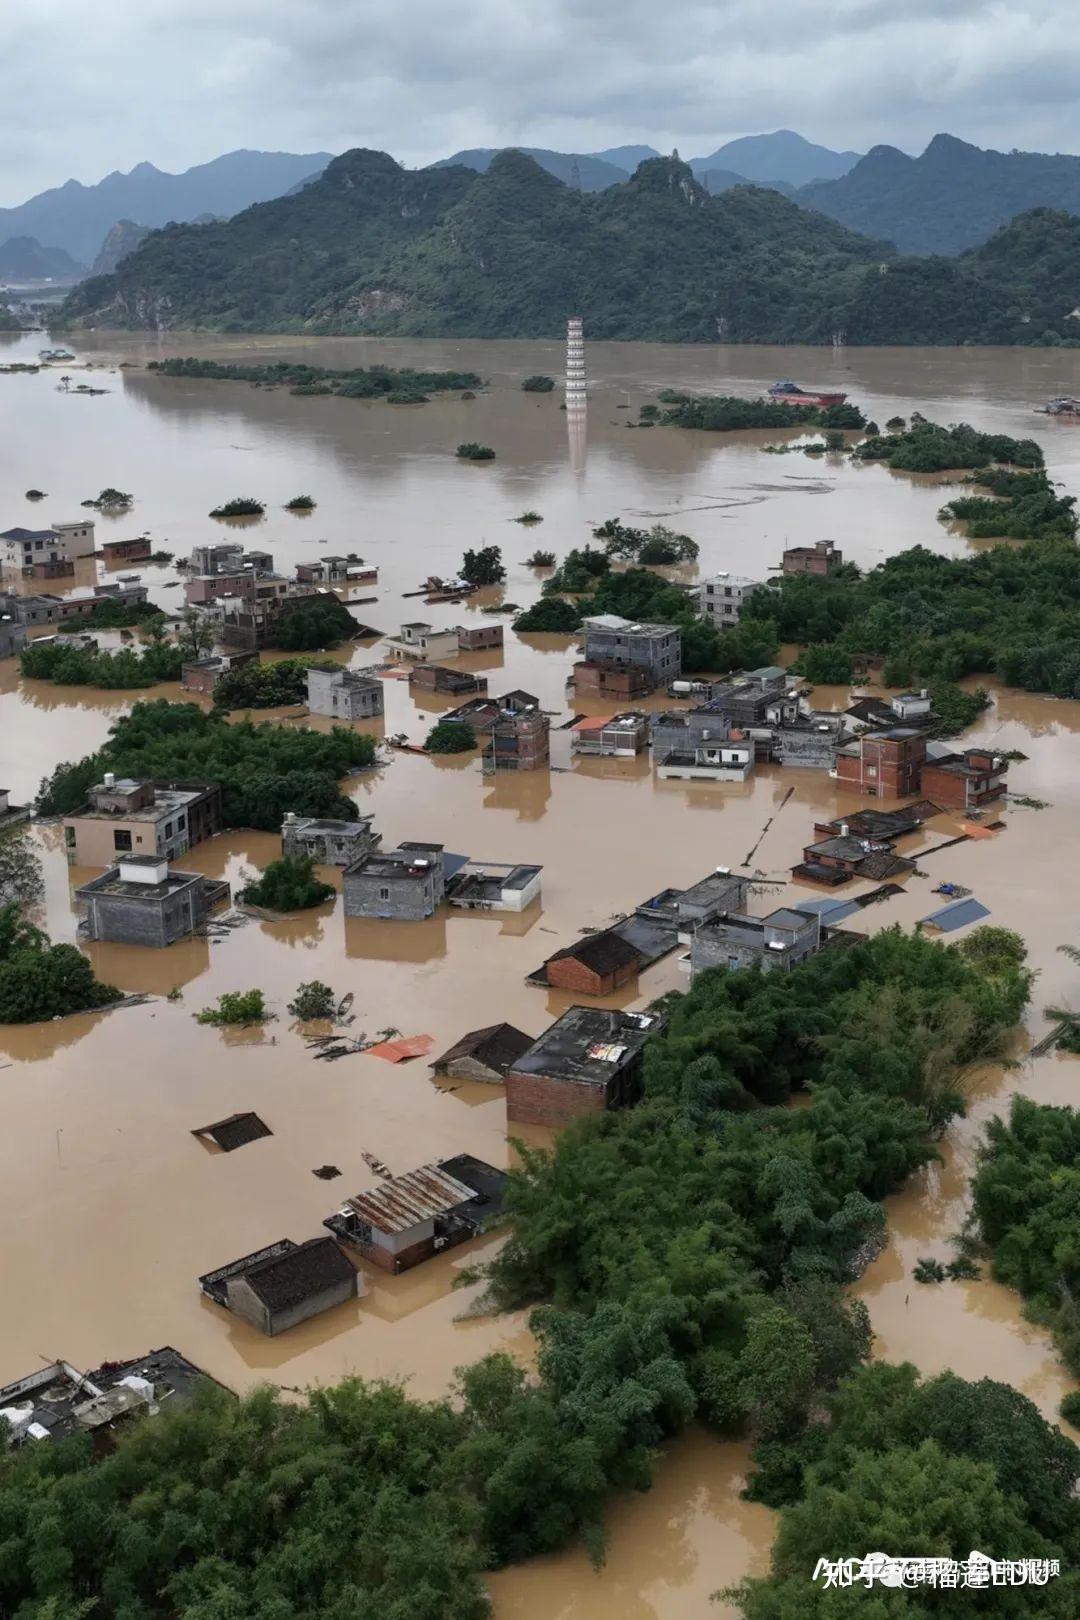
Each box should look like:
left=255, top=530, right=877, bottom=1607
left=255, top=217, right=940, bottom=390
left=20, top=637, right=184, bottom=689
left=0, top=902, right=120, bottom=1024
left=238, top=853, right=335, bottom=911
left=971, top=1095, right=1080, bottom=1383
left=0, top=926, right=1061, bottom=1607
left=35, top=700, right=375, bottom=829
left=744, top=528, right=1080, bottom=698
left=148, top=356, right=481, bottom=396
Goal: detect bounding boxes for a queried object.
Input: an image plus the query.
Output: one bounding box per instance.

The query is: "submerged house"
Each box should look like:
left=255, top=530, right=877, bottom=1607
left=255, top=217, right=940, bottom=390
left=445, top=860, right=542, bottom=911
left=282, top=810, right=381, bottom=867
left=199, top=1237, right=359, bottom=1336
left=505, top=1005, right=663, bottom=1127
left=343, top=842, right=445, bottom=919
left=690, top=906, right=827, bottom=977
left=75, top=855, right=229, bottom=947
left=481, top=703, right=550, bottom=773
left=0, top=1348, right=224, bottom=1453
left=921, top=747, right=1007, bottom=813
left=409, top=665, right=488, bottom=696
left=306, top=666, right=384, bottom=720
left=833, top=727, right=928, bottom=798
left=544, top=929, right=643, bottom=996
left=325, top=1156, right=508, bottom=1272
left=385, top=622, right=461, bottom=662
left=794, top=829, right=915, bottom=886
left=431, top=1023, right=535, bottom=1084
left=569, top=712, right=649, bottom=757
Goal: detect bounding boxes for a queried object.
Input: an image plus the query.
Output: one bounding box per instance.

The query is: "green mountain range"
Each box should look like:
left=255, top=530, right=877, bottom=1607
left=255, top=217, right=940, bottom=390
left=0, top=235, right=85, bottom=281
left=803, top=133, right=1080, bottom=254
left=59, top=149, right=1080, bottom=346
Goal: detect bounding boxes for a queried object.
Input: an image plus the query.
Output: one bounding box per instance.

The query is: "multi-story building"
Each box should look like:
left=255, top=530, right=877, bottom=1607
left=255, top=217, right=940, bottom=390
left=833, top=726, right=928, bottom=798
left=580, top=614, right=682, bottom=689
left=690, top=905, right=824, bottom=977
left=695, top=571, right=760, bottom=627
left=180, top=650, right=258, bottom=695
left=4, top=583, right=149, bottom=628
left=457, top=623, right=504, bottom=652
left=656, top=737, right=754, bottom=782
left=282, top=810, right=381, bottom=867
left=101, top=536, right=152, bottom=565
left=569, top=712, right=649, bottom=757
left=343, top=842, right=445, bottom=920
left=0, top=519, right=94, bottom=574
left=295, top=555, right=377, bottom=587
left=385, top=622, right=461, bottom=662
left=306, top=666, right=384, bottom=720
left=782, top=539, right=842, bottom=577
left=480, top=703, right=550, bottom=773
left=62, top=775, right=223, bottom=867
left=921, top=747, right=1008, bottom=813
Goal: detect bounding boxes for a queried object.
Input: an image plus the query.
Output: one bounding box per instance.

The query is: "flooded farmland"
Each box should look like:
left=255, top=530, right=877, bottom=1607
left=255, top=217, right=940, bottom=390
left=2, top=329, right=1079, bottom=1616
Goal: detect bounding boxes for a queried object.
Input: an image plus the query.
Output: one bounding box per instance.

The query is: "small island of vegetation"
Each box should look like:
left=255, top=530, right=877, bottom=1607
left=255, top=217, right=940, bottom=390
left=522, top=375, right=555, bottom=392
left=195, top=988, right=271, bottom=1026
left=425, top=719, right=477, bottom=754
left=460, top=545, right=505, bottom=586
left=238, top=853, right=336, bottom=912
left=148, top=357, right=481, bottom=397
left=656, top=392, right=867, bottom=432
left=285, top=494, right=316, bottom=511
left=456, top=442, right=495, bottom=461
left=209, top=495, right=265, bottom=519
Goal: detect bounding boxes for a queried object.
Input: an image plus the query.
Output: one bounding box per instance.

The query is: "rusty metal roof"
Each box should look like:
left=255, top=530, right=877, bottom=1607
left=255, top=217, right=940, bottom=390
left=346, top=1163, right=477, bottom=1233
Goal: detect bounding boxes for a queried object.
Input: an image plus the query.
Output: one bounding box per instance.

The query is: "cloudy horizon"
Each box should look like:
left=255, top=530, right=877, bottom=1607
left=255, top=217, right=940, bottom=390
left=5, top=0, right=1080, bottom=204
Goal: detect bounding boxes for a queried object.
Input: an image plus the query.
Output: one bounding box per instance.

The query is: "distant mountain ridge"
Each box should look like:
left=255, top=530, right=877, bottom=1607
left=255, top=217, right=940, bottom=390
left=0, top=235, right=84, bottom=281
left=59, top=146, right=1080, bottom=347
left=690, top=129, right=862, bottom=185
left=802, top=133, right=1080, bottom=253
left=0, top=149, right=332, bottom=266
left=431, top=147, right=633, bottom=192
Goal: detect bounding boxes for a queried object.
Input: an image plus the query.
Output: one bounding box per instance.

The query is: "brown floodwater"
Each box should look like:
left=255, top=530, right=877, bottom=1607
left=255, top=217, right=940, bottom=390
left=2, top=331, right=1079, bottom=1616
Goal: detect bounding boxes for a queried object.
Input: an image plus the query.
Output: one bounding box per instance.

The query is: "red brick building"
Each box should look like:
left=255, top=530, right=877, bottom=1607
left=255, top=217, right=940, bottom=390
left=833, top=727, right=927, bottom=798
left=573, top=660, right=655, bottom=699
left=545, top=930, right=643, bottom=996
left=481, top=705, right=550, bottom=772
left=457, top=624, right=504, bottom=651
left=102, top=536, right=152, bottom=564
left=408, top=665, right=488, bottom=695
left=505, top=1005, right=663, bottom=1128
left=782, top=540, right=842, bottom=577
left=921, top=747, right=1007, bottom=813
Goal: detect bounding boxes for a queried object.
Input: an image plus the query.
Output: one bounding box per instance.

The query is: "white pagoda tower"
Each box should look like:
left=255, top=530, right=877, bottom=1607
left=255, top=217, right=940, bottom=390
left=565, top=316, right=586, bottom=405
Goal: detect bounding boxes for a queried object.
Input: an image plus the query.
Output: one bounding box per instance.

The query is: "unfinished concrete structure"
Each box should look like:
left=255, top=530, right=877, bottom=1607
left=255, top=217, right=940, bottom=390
left=325, top=1156, right=508, bottom=1273
left=431, top=1024, right=535, bottom=1084
left=306, top=666, right=384, bottom=720
left=445, top=861, right=543, bottom=911
left=409, top=665, right=488, bottom=696
left=782, top=539, right=842, bottom=576
left=695, top=571, right=760, bottom=627
left=75, top=855, right=229, bottom=946
left=63, top=776, right=222, bottom=867
left=343, top=842, right=445, bottom=920
left=457, top=623, right=504, bottom=652
left=282, top=810, right=381, bottom=866
left=569, top=712, right=649, bottom=757
left=656, top=737, right=754, bottom=782
left=690, top=906, right=825, bottom=977
left=180, top=650, right=258, bottom=695
left=200, top=1237, right=359, bottom=1336
left=505, top=1006, right=663, bottom=1127
left=581, top=614, right=681, bottom=688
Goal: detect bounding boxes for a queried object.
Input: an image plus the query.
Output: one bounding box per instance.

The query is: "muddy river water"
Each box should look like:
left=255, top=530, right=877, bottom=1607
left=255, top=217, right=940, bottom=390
left=2, top=330, right=1079, bottom=1616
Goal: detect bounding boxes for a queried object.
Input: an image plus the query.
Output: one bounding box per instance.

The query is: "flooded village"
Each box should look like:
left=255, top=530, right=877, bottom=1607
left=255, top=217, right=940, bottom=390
left=2, top=328, right=1080, bottom=1616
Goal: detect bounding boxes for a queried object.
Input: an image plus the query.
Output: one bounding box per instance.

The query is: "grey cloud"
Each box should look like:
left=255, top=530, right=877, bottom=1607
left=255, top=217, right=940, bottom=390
left=3, top=0, right=1080, bottom=203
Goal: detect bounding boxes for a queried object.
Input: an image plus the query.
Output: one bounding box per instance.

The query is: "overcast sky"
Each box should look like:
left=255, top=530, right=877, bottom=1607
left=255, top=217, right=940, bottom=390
left=4, top=0, right=1078, bottom=202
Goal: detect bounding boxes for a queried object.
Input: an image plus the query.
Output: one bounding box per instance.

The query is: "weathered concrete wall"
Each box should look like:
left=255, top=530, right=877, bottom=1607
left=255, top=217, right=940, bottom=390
left=505, top=1071, right=609, bottom=1128
left=342, top=871, right=441, bottom=920
left=226, top=1274, right=356, bottom=1336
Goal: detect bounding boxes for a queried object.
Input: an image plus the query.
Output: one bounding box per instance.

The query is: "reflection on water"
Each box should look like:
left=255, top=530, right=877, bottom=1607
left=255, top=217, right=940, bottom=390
left=3, top=332, right=1080, bottom=1616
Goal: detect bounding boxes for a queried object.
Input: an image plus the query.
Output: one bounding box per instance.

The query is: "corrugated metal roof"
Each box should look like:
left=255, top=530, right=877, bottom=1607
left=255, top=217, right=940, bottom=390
left=367, top=1033, right=435, bottom=1063
left=795, top=897, right=862, bottom=924
left=920, top=898, right=990, bottom=933
left=347, top=1163, right=477, bottom=1233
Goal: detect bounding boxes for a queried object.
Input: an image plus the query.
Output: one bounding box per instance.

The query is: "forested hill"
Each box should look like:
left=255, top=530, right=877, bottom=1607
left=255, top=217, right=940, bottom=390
left=60, top=148, right=1080, bottom=346
left=802, top=133, right=1080, bottom=255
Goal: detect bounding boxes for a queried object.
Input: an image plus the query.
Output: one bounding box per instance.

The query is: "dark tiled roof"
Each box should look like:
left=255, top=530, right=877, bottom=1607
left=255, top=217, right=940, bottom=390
left=433, top=1022, right=534, bottom=1075
left=549, top=929, right=642, bottom=976
left=192, top=1112, right=272, bottom=1152
left=238, top=1237, right=355, bottom=1310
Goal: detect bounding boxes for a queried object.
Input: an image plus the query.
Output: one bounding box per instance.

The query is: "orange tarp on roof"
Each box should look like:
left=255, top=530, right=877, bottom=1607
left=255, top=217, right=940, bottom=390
left=960, top=821, right=997, bottom=839
left=571, top=715, right=616, bottom=731
left=367, top=1034, right=435, bottom=1063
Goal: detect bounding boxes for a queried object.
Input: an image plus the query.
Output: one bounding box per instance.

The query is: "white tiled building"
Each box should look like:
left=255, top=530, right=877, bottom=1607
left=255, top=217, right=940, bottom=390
left=695, top=571, right=759, bottom=628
